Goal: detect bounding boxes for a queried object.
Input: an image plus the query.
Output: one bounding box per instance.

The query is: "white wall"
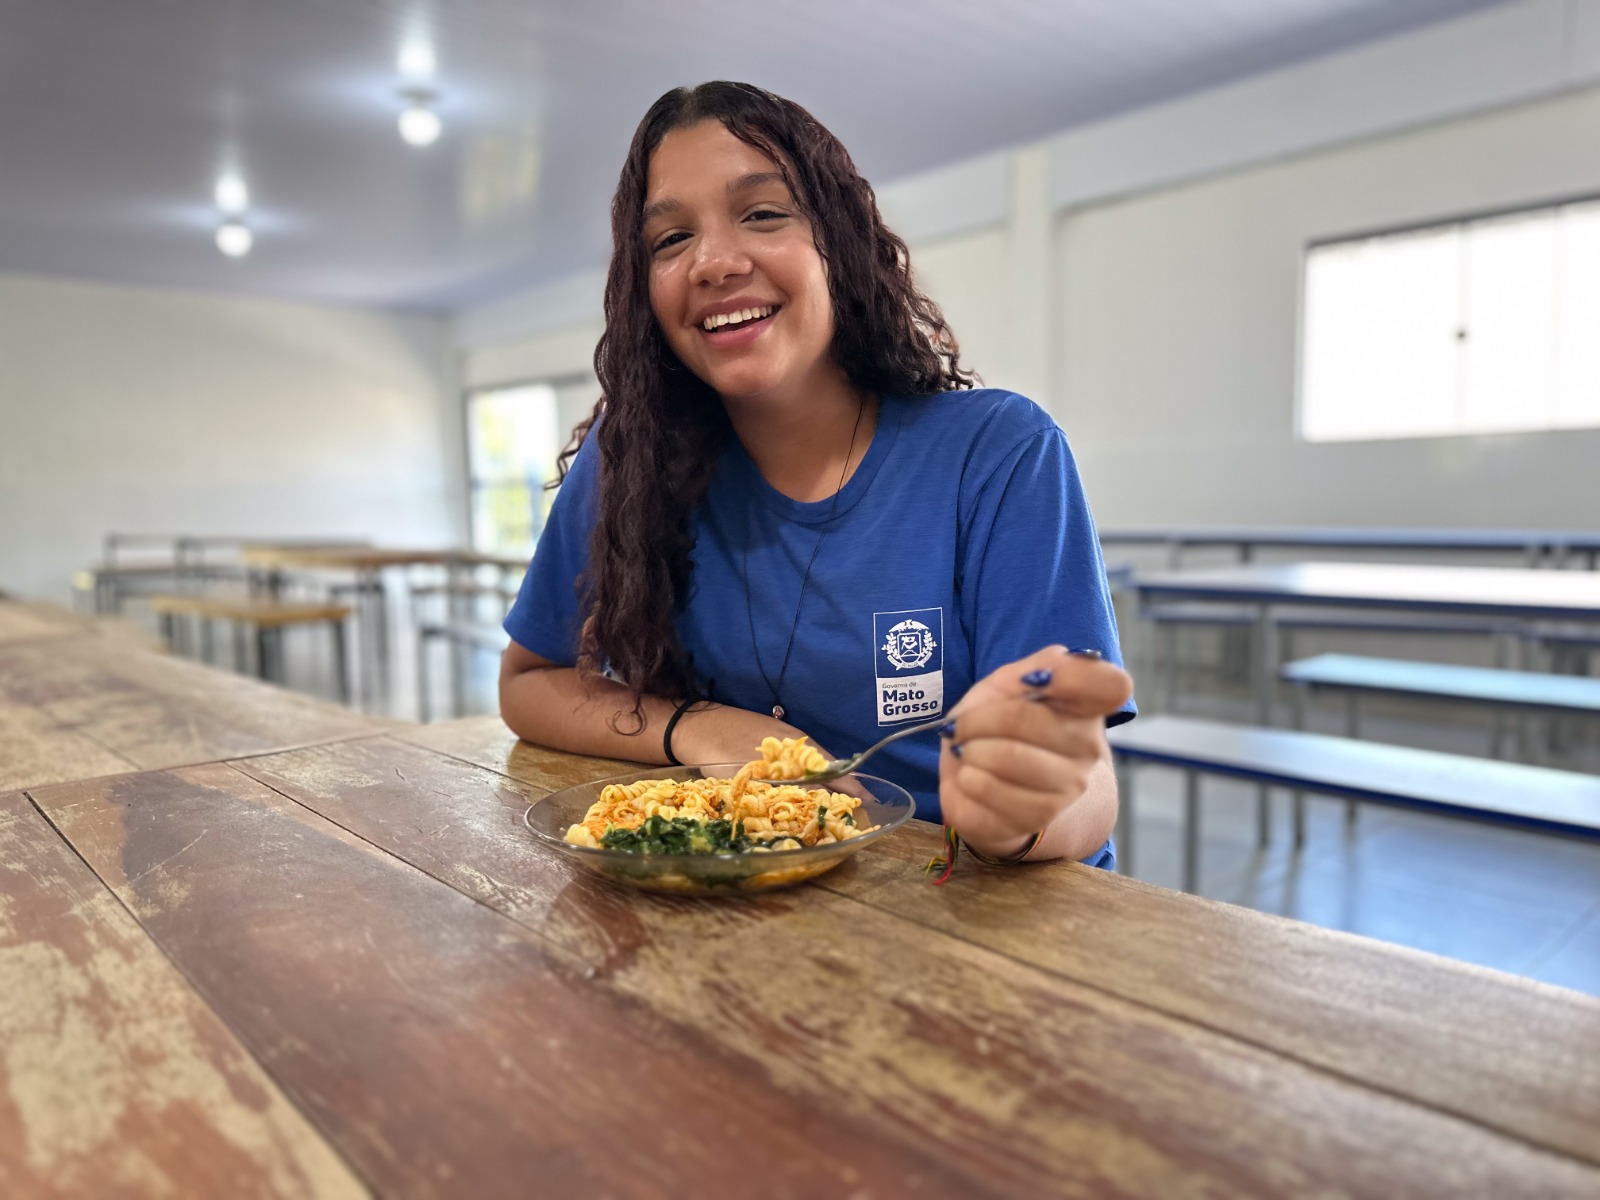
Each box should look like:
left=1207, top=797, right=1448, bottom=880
left=901, top=226, right=1011, bottom=389
left=0, top=273, right=458, bottom=602
left=448, top=0, right=1600, bottom=535
left=1057, top=83, right=1600, bottom=527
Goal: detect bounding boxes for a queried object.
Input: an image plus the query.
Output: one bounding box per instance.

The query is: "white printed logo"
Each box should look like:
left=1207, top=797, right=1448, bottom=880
left=873, top=607, right=945, bottom=726
left=881, top=619, right=937, bottom=672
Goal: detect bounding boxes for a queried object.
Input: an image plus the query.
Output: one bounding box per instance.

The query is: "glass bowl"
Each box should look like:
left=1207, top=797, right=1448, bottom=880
left=522, top=763, right=916, bottom=895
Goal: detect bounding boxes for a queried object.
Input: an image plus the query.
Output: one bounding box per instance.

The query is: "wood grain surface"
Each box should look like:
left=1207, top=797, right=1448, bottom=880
left=0, top=602, right=94, bottom=647
left=0, top=792, right=363, bottom=1200
left=399, top=716, right=1600, bottom=1171
left=0, top=638, right=384, bottom=778
left=29, top=764, right=1000, bottom=1200
left=395, top=716, right=637, bottom=787
left=0, top=700, right=137, bottom=793
left=147, top=595, right=351, bottom=628
left=220, top=735, right=1600, bottom=1198
left=821, top=826, right=1600, bottom=1167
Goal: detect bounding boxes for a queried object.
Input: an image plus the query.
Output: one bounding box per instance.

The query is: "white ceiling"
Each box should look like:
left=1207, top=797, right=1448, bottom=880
left=0, top=0, right=1512, bottom=312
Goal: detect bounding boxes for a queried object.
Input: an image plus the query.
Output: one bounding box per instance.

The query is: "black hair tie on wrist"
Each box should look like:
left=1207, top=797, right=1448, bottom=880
left=663, top=697, right=698, bottom=766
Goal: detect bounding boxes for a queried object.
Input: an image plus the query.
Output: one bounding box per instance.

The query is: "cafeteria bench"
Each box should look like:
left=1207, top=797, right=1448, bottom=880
left=1108, top=714, right=1600, bottom=893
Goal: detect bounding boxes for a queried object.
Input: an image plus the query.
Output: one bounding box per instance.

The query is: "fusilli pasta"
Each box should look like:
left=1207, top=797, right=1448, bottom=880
left=564, top=736, right=873, bottom=854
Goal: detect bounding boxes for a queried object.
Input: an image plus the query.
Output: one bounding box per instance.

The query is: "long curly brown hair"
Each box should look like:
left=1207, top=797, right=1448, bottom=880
left=563, top=80, right=975, bottom=716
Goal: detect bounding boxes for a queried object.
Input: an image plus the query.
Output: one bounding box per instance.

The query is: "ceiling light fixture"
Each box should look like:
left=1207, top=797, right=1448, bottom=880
left=398, top=40, right=436, bottom=80
left=215, top=220, right=253, bottom=258
left=214, top=175, right=249, bottom=215
left=398, top=91, right=442, bottom=146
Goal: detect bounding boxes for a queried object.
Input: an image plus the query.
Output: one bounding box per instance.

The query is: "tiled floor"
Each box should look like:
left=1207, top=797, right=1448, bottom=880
left=1123, top=682, right=1600, bottom=998
left=166, top=602, right=1600, bottom=999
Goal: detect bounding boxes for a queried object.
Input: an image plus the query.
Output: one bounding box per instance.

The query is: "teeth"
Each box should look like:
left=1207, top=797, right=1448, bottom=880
left=702, top=305, right=775, bottom=331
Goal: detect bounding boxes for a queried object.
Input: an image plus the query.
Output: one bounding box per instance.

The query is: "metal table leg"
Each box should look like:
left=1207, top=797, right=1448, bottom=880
left=1183, top=771, right=1200, bottom=893
left=1253, top=603, right=1276, bottom=847
left=332, top=618, right=351, bottom=705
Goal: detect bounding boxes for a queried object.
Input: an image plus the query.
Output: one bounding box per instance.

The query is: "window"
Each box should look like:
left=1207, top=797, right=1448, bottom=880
left=465, top=383, right=560, bottom=557
left=1300, top=198, right=1600, bottom=442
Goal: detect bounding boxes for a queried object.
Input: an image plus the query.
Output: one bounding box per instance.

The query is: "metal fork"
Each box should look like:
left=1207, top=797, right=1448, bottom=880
left=752, top=692, right=1048, bottom=786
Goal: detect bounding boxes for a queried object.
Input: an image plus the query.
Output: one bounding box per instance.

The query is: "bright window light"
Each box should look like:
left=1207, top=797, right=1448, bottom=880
left=1300, top=198, right=1600, bottom=442
left=467, top=384, right=561, bottom=557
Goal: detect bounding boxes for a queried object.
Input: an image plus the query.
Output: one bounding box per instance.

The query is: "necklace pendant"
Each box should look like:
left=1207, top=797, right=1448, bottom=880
left=772, top=704, right=785, bottom=719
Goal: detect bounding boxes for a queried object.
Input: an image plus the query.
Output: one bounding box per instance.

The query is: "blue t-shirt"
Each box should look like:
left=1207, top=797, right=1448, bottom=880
left=505, top=388, right=1135, bottom=868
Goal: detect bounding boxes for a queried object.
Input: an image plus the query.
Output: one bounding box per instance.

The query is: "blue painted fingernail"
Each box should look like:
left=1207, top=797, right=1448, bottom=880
left=949, top=742, right=963, bottom=758
left=1068, top=648, right=1103, bottom=660
left=938, top=721, right=957, bottom=739
left=1021, top=669, right=1053, bottom=687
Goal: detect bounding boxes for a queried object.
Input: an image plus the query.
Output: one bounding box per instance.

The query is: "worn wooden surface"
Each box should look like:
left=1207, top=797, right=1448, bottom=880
left=0, top=637, right=384, bottom=781
left=0, top=699, right=136, bottom=793
left=220, top=735, right=1600, bottom=1197
left=0, top=602, right=94, bottom=647
left=0, top=792, right=363, bottom=1199
left=409, top=715, right=1600, bottom=1170
left=12, top=701, right=1600, bottom=1196
left=30, top=764, right=997, bottom=1200
left=0, top=602, right=161, bottom=651
left=395, top=715, right=638, bottom=787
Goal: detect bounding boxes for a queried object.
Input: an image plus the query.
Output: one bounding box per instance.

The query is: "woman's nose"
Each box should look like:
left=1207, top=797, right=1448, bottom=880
left=686, top=226, right=752, bottom=288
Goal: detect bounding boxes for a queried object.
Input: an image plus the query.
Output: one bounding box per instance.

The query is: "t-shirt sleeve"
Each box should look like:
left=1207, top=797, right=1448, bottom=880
left=956, top=422, right=1136, bottom=727
left=502, top=434, right=600, bottom=665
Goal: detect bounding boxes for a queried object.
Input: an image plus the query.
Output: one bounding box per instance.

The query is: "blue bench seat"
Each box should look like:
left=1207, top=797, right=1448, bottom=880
left=1107, top=714, right=1600, bottom=893
left=1281, top=653, right=1600, bottom=714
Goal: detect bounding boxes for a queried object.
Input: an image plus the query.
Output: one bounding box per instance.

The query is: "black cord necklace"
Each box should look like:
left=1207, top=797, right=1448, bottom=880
left=740, top=397, right=867, bottom=720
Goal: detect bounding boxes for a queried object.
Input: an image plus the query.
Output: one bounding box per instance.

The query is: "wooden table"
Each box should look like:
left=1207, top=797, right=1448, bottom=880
left=1133, top=561, right=1600, bottom=831
left=239, top=545, right=525, bottom=711
left=1134, top=560, right=1600, bottom=713
left=0, top=630, right=386, bottom=793
left=5, top=705, right=1599, bottom=1197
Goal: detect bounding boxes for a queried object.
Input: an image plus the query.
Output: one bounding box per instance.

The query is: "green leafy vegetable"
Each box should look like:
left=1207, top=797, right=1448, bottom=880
left=599, top=815, right=754, bottom=856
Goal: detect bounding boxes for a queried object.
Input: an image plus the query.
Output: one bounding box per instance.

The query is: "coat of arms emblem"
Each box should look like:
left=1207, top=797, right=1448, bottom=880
left=881, top=619, right=937, bottom=671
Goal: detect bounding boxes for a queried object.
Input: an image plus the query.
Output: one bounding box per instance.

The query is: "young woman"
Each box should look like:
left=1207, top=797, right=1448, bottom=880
left=500, top=81, right=1134, bottom=869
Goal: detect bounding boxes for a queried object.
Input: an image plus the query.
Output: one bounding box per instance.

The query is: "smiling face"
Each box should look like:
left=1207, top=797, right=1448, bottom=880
left=642, top=120, right=838, bottom=406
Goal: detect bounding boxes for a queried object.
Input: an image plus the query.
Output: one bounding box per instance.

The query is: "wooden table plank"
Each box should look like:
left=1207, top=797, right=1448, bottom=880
left=29, top=764, right=1000, bottom=1200
left=0, top=602, right=92, bottom=647
left=0, top=600, right=170, bottom=655
left=0, top=701, right=137, bottom=792
left=0, top=638, right=385, bottom=774
left=0, top=792, right=363, bottom=1199
left=823, top=825, right=1600, bottom=1166
left=224, top=736, right=1600, bottom=1197
left=396, top=716, right=637, bottom=788
left=406, top=716, right=1600, bottom=1170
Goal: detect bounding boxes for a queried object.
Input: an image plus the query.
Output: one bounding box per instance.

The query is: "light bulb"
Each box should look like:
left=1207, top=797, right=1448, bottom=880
left=398, top=101, right=442, bottom=146
left=398, top=40, right=435, bottom=79
left=215, top=221, right=253, bottom=257
left=214, top=175, right=249, bottom=214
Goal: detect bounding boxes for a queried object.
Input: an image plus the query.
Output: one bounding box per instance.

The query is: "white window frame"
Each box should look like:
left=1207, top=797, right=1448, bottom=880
left=1298, top=193, right=1600, bottom=444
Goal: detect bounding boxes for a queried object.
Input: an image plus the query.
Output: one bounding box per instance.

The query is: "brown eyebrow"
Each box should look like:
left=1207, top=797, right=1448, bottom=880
left=641, top=171, right=790, bottom=228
